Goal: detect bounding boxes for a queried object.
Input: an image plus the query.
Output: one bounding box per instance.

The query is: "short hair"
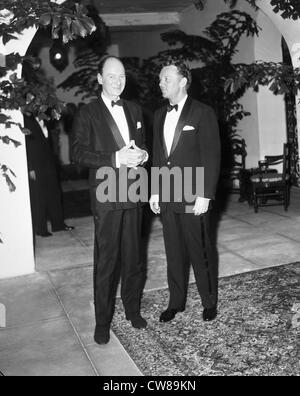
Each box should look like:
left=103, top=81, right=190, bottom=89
left=161, top=59, right=192, bottom=90
left=97, top=55, right=123, bottom=75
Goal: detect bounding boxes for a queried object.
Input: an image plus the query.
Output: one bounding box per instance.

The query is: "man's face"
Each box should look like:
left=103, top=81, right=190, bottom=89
left=97, top=58, right=126, bottom=100
left=159, top=65, right=185, bottom=103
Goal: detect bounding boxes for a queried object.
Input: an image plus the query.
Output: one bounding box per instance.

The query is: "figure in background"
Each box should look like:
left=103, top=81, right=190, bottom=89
left=25, top=115, right=74, bottom=237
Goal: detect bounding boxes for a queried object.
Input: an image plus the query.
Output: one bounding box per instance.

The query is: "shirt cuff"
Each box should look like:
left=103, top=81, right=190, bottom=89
left=141, top=150, right=149, bottom=165
left=115, top=151, right=121, bottom=168
left=197, top=197, right=211, bottom=202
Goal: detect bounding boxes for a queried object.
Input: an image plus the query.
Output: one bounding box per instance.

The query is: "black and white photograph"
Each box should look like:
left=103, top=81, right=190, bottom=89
left=0, top=0, right=299, bottom=379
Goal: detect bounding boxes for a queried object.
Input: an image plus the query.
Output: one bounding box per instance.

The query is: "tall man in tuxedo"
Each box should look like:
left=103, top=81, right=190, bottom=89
left=150, top=60, right=221, bottom=323
left=72, top=56, right=148, bottom=345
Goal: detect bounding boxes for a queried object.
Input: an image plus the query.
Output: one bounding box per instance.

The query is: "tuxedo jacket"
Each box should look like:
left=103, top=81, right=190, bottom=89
left=152, top=96, right=221, bottom=213
left=72, top=97, right=147, bottom=213
left=25, top=115, right=57, bottom=176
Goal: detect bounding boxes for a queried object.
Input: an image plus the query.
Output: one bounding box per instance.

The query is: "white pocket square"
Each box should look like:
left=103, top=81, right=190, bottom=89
left=137, top=121, right=142, bottom=129
left=183, top=125, right=195, bottom=131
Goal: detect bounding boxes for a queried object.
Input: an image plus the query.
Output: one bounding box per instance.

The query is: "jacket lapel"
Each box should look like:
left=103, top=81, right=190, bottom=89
left=159, top=107, right=168, bottom=159
left=170, top=96, right=193, bottom=156
left=122, top=101, right=135, bottom=142
left=98, top=97, right=126, bottom=149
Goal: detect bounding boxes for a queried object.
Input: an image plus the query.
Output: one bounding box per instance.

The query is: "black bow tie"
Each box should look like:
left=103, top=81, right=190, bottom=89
left=167, top=104, right=178, bottom=112
left=111, top=99, right=123, bottom=107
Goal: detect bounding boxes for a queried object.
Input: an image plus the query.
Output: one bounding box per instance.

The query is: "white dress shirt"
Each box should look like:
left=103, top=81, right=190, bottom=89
left=162, top=95, right=210, bottom=206
left=36, top=118, right=48, bottom=138
left=102, top=93, right=131, bottom=168
left=101, top=93, right=130, bottom=145
left=164, top=95, right=188, bottom=156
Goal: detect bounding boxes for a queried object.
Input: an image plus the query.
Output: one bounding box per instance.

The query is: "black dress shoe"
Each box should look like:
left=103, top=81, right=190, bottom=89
left=36, top=232, right=52, bottom=237
left=94, top=326, right=110, bottom=345
left=159, top=308, right=184, bottom=323
left=52, top=224, right=75, bottom=232
left=203, top=306, right=217, bottom=322
left=126, top=314, right=147, bottom=329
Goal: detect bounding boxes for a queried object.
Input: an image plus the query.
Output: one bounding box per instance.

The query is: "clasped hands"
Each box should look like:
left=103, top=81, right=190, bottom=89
left=149, top=195, right=210, bottom=216
left=118, top=141, right=147, bottom=168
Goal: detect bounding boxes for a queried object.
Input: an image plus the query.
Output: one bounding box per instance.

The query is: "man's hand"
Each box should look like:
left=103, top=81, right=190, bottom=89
left=149, top=194, right=160, bottom=214
left=118, top=142, right=142, bottom=168
left=193, top=197, right=210, bottom=216
left=131, top=140, right=148, bottom=165
left=118, top=141, right=148, bottom=168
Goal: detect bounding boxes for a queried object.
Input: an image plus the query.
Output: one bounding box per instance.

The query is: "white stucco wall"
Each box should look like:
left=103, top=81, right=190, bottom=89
left=0, top=28, right=36, bottom=279
left=255, top=10, right=287, bottom=161
left=0, top=0, right=65, bottom=278
left=258, top=1, right=300, bottom=175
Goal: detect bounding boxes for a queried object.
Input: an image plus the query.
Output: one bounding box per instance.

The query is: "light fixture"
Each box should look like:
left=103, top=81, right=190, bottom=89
left=49, top=40, right=69, bottom=72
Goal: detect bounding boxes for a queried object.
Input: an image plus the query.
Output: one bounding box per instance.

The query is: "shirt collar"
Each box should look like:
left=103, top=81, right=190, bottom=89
left=101, top=92, right=120, bottom=109
left=169, top=94, right=188, bottom=113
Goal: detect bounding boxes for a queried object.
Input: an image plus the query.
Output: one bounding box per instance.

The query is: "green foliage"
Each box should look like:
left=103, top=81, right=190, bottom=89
left=0, top=165, right=16, bottom=193
left=270, top=0, right=300, bottom=20
left=57, top=4, right=108, bottom=100
left=195, top=0, right=257, bottom=12
left=194, top=0, right=300, bottom=19
left=58, top=52, right=100, bottom=99
left=225, top=61, right=300, bottom=95
left=0, top=0, right=96, bottom=45
left=0, top=69, right=65, bottom=126
left=0, top=0, right=96, bottom=128
left=0, top=0, right=96, bottom=193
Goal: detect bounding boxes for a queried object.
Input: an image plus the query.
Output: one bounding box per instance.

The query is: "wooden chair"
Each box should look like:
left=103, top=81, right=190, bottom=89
left=222, top=138, right=247, bottom=195
left=250, top=143, right=290, bottom=213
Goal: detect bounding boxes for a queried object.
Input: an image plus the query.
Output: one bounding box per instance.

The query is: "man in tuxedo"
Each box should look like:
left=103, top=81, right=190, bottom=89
left=150, top=60, right=220, bottom=323
left=72, top=56, right=148, bottom=345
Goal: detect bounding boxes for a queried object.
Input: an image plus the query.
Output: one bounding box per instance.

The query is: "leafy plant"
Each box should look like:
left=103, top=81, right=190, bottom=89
left=225, top=61, right=300, bottom=96
left=194, top=0, right=300, bottom=19
left=0, top=0, right=96, bottom=45
left=137, top=11, right=259, bottom=134
left=57, top=4, right=108, bottom=100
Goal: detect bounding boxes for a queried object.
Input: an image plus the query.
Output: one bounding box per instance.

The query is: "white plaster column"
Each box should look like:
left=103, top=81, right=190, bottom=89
left=258, top=1, right=300, bottom=177
left=291, top=43, right=300, bottom=162
left=254, top=10, right=286, bottom=160
left=0, top=0, right=66, bottom=278
left=0, top=27, right=37, bottom=279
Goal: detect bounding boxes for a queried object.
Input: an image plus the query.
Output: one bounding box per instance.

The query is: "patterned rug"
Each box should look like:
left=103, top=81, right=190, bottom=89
left=112, top=263, right=300, bottom=376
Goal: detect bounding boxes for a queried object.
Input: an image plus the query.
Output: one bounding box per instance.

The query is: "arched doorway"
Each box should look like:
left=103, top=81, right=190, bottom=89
left=282, top=37, right=300, bottom=185
left=257, top=0, right=300, bottom=185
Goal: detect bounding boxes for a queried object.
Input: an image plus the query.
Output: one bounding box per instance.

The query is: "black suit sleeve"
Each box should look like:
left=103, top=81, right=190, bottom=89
left=72, top=107, right=116, bottom=169
left=198, top=106, right=221, bottom=199
left=152, top=110, right=160, bottom=168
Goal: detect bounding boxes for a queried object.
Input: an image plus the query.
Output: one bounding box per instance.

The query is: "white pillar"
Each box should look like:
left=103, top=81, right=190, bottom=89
left=0, top=27, right=37, bottom=278
left=254, top=10, right=286, bottom=159
left=291, top=43, right=300, bottom=160
left=258, top=1, right=300, bottom=178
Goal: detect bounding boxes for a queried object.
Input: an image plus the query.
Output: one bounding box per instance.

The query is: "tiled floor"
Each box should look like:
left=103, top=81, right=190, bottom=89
left=1, top=186, right=300, bottom=376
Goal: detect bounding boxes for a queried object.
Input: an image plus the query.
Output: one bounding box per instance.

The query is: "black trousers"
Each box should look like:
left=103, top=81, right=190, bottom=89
left=93, top=207, right=145, bottom=329
left=161, top=206, right=218, bottom=310
left=29, top=167, right=65, bottom=235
